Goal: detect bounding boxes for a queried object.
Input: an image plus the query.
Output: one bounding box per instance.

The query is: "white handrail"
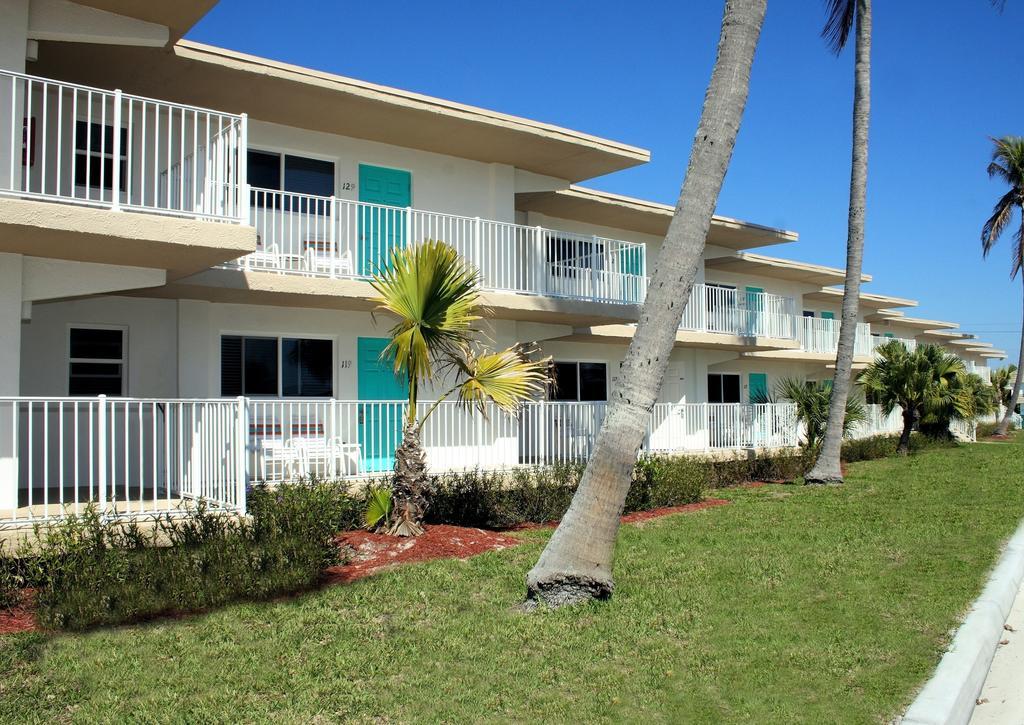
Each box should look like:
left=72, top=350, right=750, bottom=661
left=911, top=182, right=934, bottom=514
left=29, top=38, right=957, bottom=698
left=1, top=69, right=246, bottom=222
left=238, top=187, right=648, bottom=304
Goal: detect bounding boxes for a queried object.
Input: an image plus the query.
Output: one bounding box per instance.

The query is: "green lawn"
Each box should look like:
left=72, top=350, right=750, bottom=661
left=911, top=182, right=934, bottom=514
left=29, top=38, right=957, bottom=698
left=3, top=437, right=1023, bottom=723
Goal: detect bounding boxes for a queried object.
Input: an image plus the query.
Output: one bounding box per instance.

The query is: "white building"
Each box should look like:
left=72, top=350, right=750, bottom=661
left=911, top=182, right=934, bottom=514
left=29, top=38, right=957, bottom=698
left=0, top=0, right=1005, bottom=525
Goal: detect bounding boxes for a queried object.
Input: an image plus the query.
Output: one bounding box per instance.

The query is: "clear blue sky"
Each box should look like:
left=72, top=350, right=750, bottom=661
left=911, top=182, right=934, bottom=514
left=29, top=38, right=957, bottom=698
left=188, top=1, right=1024, bottom=366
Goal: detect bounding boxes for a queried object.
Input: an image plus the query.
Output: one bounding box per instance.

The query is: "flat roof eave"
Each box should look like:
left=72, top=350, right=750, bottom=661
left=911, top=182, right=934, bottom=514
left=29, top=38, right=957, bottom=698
left=515, top=186, right=798, bottom=249
left=31, top=41, right=650, bottom=184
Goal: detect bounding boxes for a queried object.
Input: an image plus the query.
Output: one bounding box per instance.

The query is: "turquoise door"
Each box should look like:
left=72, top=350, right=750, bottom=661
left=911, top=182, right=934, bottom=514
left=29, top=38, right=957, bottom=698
left=745, top=286, right=764, bottom=335
left=821, top=311, right=835, bottom=320
left=618, top=246, right=644, bottom=302
left=748, top=373, right=768, bottom=402
left=357, top=337, right=408, bottom=472
left=358, top=165, right=411, bottom=276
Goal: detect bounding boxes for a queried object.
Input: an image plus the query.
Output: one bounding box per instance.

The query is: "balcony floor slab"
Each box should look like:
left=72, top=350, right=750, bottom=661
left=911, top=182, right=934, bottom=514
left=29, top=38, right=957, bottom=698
left=0, top=198, right=257, bottom=280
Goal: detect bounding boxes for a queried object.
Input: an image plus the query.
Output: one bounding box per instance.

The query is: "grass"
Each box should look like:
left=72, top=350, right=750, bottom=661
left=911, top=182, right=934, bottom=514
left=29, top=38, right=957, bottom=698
left=2, top=436, right=1023, bottom=723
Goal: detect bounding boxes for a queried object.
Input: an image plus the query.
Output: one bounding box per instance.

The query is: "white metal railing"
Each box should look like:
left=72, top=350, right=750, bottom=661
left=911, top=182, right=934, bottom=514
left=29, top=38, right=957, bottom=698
left=949, top=417, right=977, bottom=442
left=678, top=284, right=797, bottom=339
left=1, top=69, right=247, bottom=222
left=1, top=396, right=799, bottom=525
left=965, top=361, right=992, bottom=383
left=849, top=404, right=903, bottom=439
left=237, top=187, right=647, bottom=304
left=796, top=317, right=872, bottom=356
left=0, top=396, right=246, bottom=527
left=648, top=402, right=799, bottom=451
left=870, top=335, right=917, bottom=354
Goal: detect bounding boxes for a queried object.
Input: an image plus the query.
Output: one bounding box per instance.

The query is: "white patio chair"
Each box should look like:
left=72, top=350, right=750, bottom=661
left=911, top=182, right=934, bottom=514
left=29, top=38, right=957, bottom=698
left=304, top=245, right=354, bottom=277
left=259, top=437, right=302, bottom=481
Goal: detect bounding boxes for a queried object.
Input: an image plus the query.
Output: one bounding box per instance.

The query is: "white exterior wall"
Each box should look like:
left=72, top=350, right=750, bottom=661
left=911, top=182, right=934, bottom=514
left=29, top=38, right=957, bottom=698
left=249, top=121, right=519, bottom=223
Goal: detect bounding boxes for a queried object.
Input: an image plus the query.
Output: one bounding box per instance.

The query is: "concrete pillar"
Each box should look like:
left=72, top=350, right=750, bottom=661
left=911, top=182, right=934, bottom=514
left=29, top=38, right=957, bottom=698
left=0, top=252, right=23, bottom=510
left=177, top=299, right=214, bottom=397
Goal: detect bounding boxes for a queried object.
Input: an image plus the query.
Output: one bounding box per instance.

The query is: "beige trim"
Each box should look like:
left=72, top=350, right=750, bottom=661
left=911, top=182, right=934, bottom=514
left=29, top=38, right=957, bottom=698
left=741, top=349, right=874, bottom=365
left=704, top=252, right=871, bottom=286
left=515, top=186, right=798, bottom=248
left=32, top=40, right=649, bottom=183
left=72, top=0, right=216, bottom=42
left=555, top=324, right=800, bottom=352
left=0, top=198, right=256, bottom=280
left=132, top=268, right=644, bottom=327
left=803, top=286, right=917, bottom=309
left=878, top=314, right=959, bottom=330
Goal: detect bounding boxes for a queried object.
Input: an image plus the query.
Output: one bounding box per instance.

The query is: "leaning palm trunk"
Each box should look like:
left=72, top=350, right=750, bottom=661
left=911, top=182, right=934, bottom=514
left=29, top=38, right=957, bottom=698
left=805, top=0, right=872, bottom=484
left=996, top=275, right=1024, bottom=436
left=388, top=423, right=429, bottom=537
left=524, top=0, right=767, bottom=608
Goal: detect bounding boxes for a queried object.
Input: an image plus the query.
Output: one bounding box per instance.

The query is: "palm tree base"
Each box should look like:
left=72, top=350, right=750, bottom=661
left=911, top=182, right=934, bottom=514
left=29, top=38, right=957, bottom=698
left=523, top=571, right=614, bottom=610
left=388, top=424, right=431, bottom=537
left=803, top=459, right=844, bottom=485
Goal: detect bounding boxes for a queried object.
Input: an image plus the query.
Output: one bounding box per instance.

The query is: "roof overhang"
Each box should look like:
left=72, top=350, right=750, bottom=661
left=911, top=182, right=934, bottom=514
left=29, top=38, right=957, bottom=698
left=949, top=338, right=988, bottom=348
left=804, top=287, right=917, bottom=310
left=980, top=351, right=1007, bottom=359
left=515, top=186, right=798, bottom=248
left=31, top=40, right=650, bottom=183
left=878, top=314, right=960, bottom=331
left=72, top=1, right=217, bottom=42
left=704, top=252, right=870, bottom=287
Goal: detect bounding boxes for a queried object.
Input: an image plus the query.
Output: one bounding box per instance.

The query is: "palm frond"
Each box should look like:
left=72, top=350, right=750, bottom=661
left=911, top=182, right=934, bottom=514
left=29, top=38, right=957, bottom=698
left=454, top=344, right=551, bottom=416
left=371, top=240, right=481, bottom=398
left=822, top=0, right=856, bottom=54
left=981, top=188, right=1018, bottom=257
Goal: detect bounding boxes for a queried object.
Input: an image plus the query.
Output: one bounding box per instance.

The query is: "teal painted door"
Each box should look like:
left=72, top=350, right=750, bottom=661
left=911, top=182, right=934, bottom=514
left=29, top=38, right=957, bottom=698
left=748, top=373, right=768, bottom=402
left=745, top=286, right=764, bottom=335
left=821, top=311, right=835, bottom=320
left=618, top=246, right=644, bottom=302
left=357, top=337, right=408, bottom=472
left=358, top=165, right=411, bottom=276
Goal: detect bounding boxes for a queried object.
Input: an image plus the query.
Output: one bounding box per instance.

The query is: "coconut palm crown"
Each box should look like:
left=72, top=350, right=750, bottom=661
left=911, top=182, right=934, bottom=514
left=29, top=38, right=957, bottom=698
left=980, top=136, right=1024, bottom=436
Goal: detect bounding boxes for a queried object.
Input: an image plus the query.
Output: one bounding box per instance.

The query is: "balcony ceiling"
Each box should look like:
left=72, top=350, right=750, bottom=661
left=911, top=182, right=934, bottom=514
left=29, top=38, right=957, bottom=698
left=30, top=40, right=650, bottom=184
left=804, top=287, right=917, bottom=310
left=515, top=186, right=798, bottom=249
left=877, top=313, right=959, bottom=330
left=704, top=252, right=871, bottom=287
left=72, top=0, right=217, bottom=42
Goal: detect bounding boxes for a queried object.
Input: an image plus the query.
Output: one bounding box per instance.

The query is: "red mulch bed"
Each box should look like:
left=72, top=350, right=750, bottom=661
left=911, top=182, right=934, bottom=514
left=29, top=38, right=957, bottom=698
left=324, top=524, right=522, bottom=585
left=0, top=591, right=37, bottom=636
left=511, top=498, right=731, bottom=530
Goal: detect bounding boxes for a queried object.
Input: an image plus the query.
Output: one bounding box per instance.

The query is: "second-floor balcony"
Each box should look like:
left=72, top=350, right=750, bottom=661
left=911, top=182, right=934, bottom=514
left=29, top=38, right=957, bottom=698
left=1, top=70, right=247, bottom=223
left=232, top=187, right=648, bottom=305
left=679, top=283, right=797, bottom=339
left=870, top=335, right=917, bottom=354
left=796, top=316, right=873, bottom=356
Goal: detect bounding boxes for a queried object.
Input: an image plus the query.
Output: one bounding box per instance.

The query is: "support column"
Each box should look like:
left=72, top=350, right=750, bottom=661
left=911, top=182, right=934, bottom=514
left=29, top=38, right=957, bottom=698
left=0, top=252, right=24, bottom=510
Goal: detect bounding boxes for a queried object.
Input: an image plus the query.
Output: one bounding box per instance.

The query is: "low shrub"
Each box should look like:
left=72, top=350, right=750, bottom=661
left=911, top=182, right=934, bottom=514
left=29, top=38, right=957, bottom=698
left=6, top=482, right=349, bottom=630
left=425, top=450, right=807, bottom=530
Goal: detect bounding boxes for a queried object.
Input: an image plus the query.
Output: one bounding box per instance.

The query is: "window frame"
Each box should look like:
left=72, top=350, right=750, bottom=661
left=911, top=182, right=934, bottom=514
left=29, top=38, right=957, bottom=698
left=66, top=324, right=128, bottom=397
left=73, top=119, right=128, bottom=193
left=219, top=331, right=336, bottom=398
left=707, top=372, right=742, bottom=405
left=549, top=360, right=608, bottom=402
left=246, top=148, right=337, bottom=198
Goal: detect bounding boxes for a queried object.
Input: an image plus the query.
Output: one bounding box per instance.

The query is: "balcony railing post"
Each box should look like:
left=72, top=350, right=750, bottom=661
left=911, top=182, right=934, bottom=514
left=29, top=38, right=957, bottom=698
left=238, top=113, right=249, bottom=223
left=111, top=90, right=122, bottom=211
left=235, top=395, right=248, bottom=515
left=535, top=226, right=545, bottom=295
left=330, top=197, right=339, bottom=275
left=473, top=216, right=481, bottom=268
left=97, top=394, right=107, bottom=511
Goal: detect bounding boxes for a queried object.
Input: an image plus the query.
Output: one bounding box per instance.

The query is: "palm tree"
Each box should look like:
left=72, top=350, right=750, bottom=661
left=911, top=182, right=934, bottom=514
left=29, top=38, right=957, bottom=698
left=753, top=378, right=866, bottom=449
left=805, top=0, right=872, bottom=485
left=858, top=341, right=966, bottom=455
left=371, top=240, right=550, bottom=536
left=524, top=0, right=768, bottom=608
left=991, top=364, right=1017, bottom=412
left=980, top=136, right=1024, bottom=437
left=920, top=371, right=997, bottom=439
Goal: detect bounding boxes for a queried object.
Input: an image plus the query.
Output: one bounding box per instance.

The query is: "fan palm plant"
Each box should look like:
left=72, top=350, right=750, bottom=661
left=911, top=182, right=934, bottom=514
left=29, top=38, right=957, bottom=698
left=753, top=378, right=865, bottom=450
left=858, top=341, right=967, bottom=455
left=991, top=364, right=1018, bottom=412
left=371, top=240, right=550, bottom=536
left=980, top=137, right=1024, bottom=437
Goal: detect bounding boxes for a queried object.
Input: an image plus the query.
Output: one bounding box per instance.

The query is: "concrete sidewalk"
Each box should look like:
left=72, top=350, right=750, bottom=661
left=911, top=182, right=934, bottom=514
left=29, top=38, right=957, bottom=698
left=970, top=576, right=1024, bottom=724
